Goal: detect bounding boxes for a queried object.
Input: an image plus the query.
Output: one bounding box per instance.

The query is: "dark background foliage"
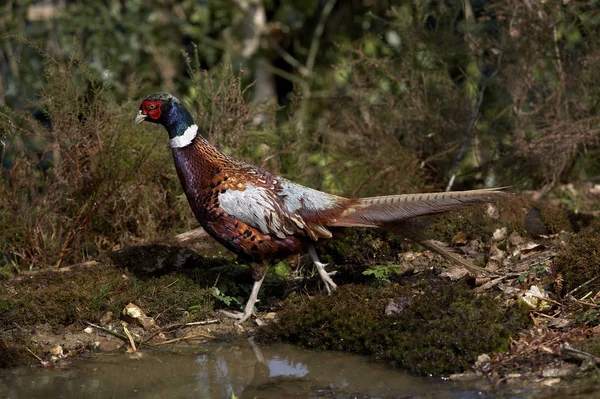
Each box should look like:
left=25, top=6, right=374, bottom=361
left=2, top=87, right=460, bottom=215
left=1, top=0, right=599, bottom=271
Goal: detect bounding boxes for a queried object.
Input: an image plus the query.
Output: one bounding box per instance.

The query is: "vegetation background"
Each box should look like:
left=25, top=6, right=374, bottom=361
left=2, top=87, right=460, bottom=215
left=1, top=0, right=599, bottom=275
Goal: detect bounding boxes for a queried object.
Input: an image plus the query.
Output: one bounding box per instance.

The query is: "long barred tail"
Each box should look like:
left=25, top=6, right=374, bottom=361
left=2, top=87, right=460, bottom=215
left=331, top=188, right=507, bottom=228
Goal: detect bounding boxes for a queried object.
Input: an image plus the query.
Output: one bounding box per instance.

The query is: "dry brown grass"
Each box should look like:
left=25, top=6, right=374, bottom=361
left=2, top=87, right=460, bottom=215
left=0, top=54, right=192, bottom=272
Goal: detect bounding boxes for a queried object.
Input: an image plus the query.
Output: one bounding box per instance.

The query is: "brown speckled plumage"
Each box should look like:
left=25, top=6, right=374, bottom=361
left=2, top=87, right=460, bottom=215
left=172, top=136, right=354, bottom=262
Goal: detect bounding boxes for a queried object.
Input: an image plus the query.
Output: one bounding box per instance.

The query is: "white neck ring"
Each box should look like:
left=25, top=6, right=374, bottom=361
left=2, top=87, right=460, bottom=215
left=170, top=124, right=198, bottom=148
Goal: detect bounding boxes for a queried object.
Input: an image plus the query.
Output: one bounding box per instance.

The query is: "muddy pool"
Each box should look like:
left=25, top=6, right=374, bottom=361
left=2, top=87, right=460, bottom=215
left=0, top=339, right=530, bottom=398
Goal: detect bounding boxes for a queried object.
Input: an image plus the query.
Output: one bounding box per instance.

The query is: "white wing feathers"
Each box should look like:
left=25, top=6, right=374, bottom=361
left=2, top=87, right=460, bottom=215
left=218, top=184, right=301, bottom=239
left=218, top=181, right=341, bottom=240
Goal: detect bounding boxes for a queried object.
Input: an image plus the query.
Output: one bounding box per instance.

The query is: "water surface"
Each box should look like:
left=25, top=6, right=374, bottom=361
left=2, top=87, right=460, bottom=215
left=0, top=340, right=509, bottom=398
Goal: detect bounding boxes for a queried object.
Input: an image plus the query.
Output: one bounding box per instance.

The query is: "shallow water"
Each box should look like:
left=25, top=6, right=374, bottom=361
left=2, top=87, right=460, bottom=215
left=0, top=340, right=514, bottom=398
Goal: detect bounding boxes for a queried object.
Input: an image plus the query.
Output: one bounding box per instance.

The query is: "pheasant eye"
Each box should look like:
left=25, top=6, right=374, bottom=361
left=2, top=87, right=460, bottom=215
left=144, top=100, right=162, bottom=120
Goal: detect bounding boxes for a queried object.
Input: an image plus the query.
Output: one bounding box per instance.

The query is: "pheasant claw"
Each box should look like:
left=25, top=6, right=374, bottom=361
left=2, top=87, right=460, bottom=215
left=309, top=246, right=338, bottom=295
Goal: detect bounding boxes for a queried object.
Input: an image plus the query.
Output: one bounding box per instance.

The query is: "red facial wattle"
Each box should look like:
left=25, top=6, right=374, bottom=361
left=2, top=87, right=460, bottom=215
left=142, top=100, right=162, bottom=120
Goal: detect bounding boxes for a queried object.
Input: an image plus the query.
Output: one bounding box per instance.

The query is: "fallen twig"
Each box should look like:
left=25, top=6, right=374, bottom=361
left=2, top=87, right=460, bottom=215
left=475, top=274, right=509, bottom=292
left=573, top=299, right=600, bottom=309
left=86, top=322, right=128, bottom=341
left=122, top=324, right=137, bottom=352
left=12, top=261, right=100, bottom=280
left=184, top=319, right=220, bottom=326
left=580, top=291, right=594, bottom=300
left=532, top=312, right=557, bottom=319
left=154, top=333, right=216, bottom=346
left=86, top=321, right=158, bottom=349
left=561, top=342, right=600, bottom=364
left=142, top=319, right=220, bottom=343
left=567, top=275, right=600, bottom=297
left=173, top=228, right=208, bottom=244
left=25, top=346, right=43, bottom=362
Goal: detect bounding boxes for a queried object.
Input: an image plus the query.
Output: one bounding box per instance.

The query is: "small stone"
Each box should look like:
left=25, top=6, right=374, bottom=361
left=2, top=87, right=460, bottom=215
left=440, top=266, right=468, bottom=282
left=542, top=367, right=575, bottom=378
left=49, top=345, right=64, bottom=357
left=122, top=303, right=158, bottom=331
left=487, top=203, right=500, bottom=220
left=580, top=358, right=596, bottom=372
left=83, top=327, right=94, bottom=334
left=97, top=340, right=122, bottom=352
left=451, top=231, right=467, bottom=246
left=449, top=372, right=479, bottom=381
left=492, top=227, right=507, bottom=242
left=263, top=312, right=277, bottom=320
left=508, top=232, right=525, bottom=247
left=384, top=297, right=411, bottom=316
left=590, top=184, right=600, bottom=195
left=541, top=378, right=561, bottom=387
left=474, top=353, right=491, bottom=373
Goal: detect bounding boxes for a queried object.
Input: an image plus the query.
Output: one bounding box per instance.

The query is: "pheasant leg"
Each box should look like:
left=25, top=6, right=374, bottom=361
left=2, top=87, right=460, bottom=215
left=309, top=245, right=337, bottom=295
left=221, top=274, right=265, bottom=324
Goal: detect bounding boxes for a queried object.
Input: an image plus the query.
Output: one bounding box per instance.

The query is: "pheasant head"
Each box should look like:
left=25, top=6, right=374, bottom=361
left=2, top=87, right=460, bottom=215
left=135, top=92, right=198, bottom=148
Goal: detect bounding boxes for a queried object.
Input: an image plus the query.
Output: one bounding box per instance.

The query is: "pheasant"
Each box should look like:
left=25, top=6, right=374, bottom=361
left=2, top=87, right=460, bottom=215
left=135, top=92, right=505, bottom=323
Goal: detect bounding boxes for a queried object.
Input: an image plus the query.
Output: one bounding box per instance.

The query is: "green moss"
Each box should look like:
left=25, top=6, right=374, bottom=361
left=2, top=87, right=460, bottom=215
left=319, top=228, right=405, bottom=265
left=258, top=276, right=530, bottom=375
left=135, top=274, right=214, bottom=322
left=554, top=225, right=600, bottom=293
left=0, top=264, right=14, bottom=281
left=0, top=339, right=32, bottom=368
left=535, top=203, right=575, bottom=234
left=0, top=262, right=215, bottom=330
left=572, top=336, right=600, bottom=360
left=535, top=202, right=597, bottom=235
left=0, top=265, right=121, bottom=329
left=425, top=197, right=528, bottom=242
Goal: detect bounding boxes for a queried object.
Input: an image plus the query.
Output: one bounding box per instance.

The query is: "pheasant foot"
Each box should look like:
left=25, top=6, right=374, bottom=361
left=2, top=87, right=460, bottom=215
left=220, top=275, right=265, bottom=324
left=309, top=245, right=337, bottom=295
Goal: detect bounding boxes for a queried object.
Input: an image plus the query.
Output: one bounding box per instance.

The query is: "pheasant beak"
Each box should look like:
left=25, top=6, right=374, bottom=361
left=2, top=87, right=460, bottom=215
left=134, top=110, right=147, bottom=125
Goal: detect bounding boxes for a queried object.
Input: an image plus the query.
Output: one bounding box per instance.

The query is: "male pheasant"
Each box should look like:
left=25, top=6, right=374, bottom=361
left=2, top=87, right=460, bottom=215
left=135, top=93, right=505, bottom=323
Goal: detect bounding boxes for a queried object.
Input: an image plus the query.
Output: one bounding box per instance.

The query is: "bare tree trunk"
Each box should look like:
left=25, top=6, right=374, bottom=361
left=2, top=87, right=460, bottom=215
left=251, top=57, right=277, bottom=124
left=235, top=0, right=277, bottom=124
